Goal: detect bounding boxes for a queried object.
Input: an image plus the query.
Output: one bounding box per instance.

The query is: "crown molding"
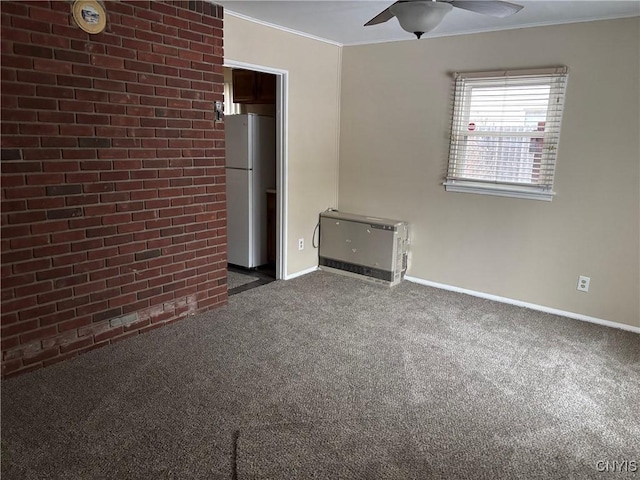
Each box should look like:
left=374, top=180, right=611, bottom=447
left=224, top=9, right=343, bottom=47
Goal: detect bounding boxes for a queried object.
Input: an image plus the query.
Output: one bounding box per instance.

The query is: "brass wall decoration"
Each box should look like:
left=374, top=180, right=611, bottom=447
left=73, top=0, right=107, bottom=34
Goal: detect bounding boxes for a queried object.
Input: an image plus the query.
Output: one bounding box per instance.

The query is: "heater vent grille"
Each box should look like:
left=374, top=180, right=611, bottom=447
left=319, top=257, right=393, bottom=282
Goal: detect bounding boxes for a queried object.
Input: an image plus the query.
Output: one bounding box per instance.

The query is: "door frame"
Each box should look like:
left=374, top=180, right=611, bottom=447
left=223, top=60, right=288, bottom=280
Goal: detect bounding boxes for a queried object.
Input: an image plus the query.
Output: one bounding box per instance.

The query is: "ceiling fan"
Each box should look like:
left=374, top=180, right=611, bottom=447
left=364, top=0, right=524, bottom=39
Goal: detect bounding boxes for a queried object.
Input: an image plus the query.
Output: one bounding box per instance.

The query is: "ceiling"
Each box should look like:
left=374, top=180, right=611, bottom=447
left=217, top=0, right=640, bottom=46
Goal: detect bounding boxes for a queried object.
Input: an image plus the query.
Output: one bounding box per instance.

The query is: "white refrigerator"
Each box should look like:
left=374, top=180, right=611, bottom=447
left=225, top=114, right=276, bottom=268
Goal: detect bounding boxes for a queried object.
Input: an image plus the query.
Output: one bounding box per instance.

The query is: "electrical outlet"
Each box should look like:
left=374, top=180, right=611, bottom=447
left=298, top=238, right=304, bottom=250
left=577, top=275, right=590, bottom=292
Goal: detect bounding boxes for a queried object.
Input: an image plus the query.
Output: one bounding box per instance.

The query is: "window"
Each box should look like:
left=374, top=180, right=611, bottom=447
left=444, top=67, right=568, bottom=201
left=223, top=81, right=241, bottom=116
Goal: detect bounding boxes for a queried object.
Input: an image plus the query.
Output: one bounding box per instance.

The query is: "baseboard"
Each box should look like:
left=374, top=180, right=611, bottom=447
left=404, top=276, right=640, bottom=334
left=285, top=265, right=318, bottom=280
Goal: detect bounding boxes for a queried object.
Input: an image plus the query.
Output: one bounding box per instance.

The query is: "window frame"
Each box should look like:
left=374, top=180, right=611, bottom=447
left=444, top=67, right=568, bottom=201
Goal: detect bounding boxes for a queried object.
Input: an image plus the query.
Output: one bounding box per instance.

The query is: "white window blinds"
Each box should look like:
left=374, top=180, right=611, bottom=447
left=224, top=82, right=241, bottom=116
left=444, top=67, right=568, bottom=201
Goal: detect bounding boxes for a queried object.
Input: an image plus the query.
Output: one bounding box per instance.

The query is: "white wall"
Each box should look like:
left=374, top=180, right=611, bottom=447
left=339, top=18, right=640, bottom=328
left=224, top=14, right=341, bottom=276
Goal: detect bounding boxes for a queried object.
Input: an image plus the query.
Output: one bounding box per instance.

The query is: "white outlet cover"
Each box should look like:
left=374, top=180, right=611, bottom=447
left=577, top=276, right=590, bottom=292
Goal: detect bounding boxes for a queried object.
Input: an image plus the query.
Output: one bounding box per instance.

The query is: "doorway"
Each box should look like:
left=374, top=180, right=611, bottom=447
left=223, top=61, right=288, bottom=281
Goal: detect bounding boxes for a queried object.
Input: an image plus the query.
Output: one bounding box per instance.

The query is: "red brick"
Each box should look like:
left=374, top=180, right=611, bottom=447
left=35, top=266, right=73, bottom=281
left=1, top=290, right=35, bottom=313
left=38, top=111, right=75, bottom=124
left=54, top=273, right=88, bottom=289
left=94, top=326, right=124, bottom=343
left=33, top=243, right=71, bottom=258
left=70, top=40, right=103, bottom=54
left=91, top=55, right=124, bottom=70
left=59, top=99, right=94, bottom=112
left=24, top=197, right=62, bottom=211
left=58, top=124, right=94, bottom=137
left=65, top=194, right=100, bottom=206
left=26, top=173, right=64, bottom=185
left=76, top=113, right=109, bottom=125
left=72, top=64, right=106, bottom=78
left=81, top=160, right=114, bottom=171
left=31, top=33, right=70, bottom=49
left=2, top=82, right=36, bottom=97
left=57, top=315, right=91, bottom=333
left=1, top=335, right=21, bottom=351
left=30, top=220, right=69, bottom=234
left=33, top=58, right=72, bottom=74
left=1, top=360, right=33, bottom=377
left=22, top=347, right=59, bottom=366
left=58, top=226, right=98, bottom=242
left=95, top=27, right=128, bottom=46
left=23, top=148, right=61, bottom=160
left=93, top=79, right=126, bottom=92
left=90, top=31, right=123, bottom=46
left=56, top=295, right=91, bottom=315
left=1, top=175, right=25, bottom=188
left=40, top=352, right=73, bottom=368
left=20, top=325, right=57, bottom=343
left=59, top=337, right=93, bottom=354
left=54, top=49, right=90, bottom=64
left=1, top=319, right=38, bottom=337
left=51, top=230, right=86, bottom=243
left=10, top=16, right=51, bottom=33
left=2, top=53, right=33, bottom=70
left=17, top=97, right=57, bottom=110
left=42, top=139, right=79, bottom=149
left=105, top=44, right=136, bottom=59
left=36, top=85, right=74, bottom=99
left=69, top=217, right=102, bottom=232
left=76, top=299, right=109, bottom=318
left=1, top=200, right=26, bottom=213
left=73, top=259, right=105, bottom=274
left=12, top=257, right=51, bottom=274
left=1, top=0, right=226, bottom=378
left=29, top=7, right=69, bottom=26
left=86, top=247, right=120, bottom=261
left=56, top=74, right=92, bottom=88
left=95, top=103, right=126, bottom=115
left=126, top=83, right=155, bottom=98
left=102, top=213, right=132, bottom=225
left=76, top=321, right=107, bottom=338
left=39, top=309, right=75, bottom=327
left=95, top=191, right=128, bottom=206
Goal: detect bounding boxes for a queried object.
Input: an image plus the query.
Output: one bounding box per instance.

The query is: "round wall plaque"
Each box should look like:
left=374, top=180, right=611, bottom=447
left=73, top=0, right=106, bottom=34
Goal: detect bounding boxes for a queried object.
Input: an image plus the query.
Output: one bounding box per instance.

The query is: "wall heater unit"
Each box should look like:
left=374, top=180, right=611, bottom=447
left=318, top=210, right=409, bottom=287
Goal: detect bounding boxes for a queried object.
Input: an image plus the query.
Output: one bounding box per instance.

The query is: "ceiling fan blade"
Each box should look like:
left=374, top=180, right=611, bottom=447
left=450, top=0, right=523, bottom=18
left=364, top=2, right=400, bottom=26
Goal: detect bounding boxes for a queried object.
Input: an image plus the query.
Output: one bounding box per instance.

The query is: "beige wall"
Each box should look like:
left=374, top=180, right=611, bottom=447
left=339, top=18, right=640, bottom=327
left=224, top=14, right=341, bottom=276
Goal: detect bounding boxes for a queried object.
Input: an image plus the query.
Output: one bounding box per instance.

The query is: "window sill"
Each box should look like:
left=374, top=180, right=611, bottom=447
left=443, top=181, right=554, bottom=201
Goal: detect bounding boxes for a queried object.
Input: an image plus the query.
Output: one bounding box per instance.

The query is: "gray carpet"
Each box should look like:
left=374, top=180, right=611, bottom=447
left=227, top=270, right=260, bottom=290
left=2, top=271, right=639, bottom=479
left=236, top=416, right=425, bottom=479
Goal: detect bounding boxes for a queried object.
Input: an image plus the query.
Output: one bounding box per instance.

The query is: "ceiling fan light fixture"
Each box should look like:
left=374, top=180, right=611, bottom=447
left=389, top=1, right=453, bottom=39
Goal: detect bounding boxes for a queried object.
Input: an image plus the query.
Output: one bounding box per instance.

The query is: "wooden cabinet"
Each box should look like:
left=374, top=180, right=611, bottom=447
left=256, top=73, right=276, bottom=104
left=232, top=69, right=276, bottom=104
left=231, top=69, right=256, bottom=103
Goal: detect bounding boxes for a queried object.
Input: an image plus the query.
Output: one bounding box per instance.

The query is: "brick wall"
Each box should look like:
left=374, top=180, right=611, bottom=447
left=0, top=1, right=227, bottom=378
